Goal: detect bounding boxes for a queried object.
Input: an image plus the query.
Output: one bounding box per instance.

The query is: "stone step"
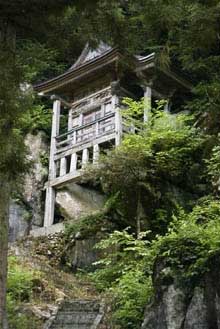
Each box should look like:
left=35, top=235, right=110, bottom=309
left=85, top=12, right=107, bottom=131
left=46, top=299, right=103, bottom=329
left=60, top=301, right=100, bottom=312
left=55, top=314, right=97, bottom=323
left=50, top=324, right=91, bottom=329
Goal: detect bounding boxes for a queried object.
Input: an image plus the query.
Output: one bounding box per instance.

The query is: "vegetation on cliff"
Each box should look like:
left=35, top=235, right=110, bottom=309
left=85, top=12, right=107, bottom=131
left=1, top=0, right=220, bottom=328
left=81, top=100, right=220, bottom=328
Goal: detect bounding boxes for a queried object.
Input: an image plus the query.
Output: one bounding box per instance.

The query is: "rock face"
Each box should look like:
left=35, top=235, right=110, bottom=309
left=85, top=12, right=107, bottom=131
left=45, top=300, right=104, bottom=329
left=9, top=131, right=106, bottom=241
left=142, top=259, right=220, bottom=329
left=64, top=235, right=103, bottom=271
left=23, top=132, right=48, bottom=227
left=9, top=201, right=30, bottom=242
left=9, top=132, right=48, bottom=241
left=56, top=183, right=105, bottom=220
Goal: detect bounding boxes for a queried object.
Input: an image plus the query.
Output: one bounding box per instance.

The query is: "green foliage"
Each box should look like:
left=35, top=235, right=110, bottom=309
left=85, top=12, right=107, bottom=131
left=20, top=104, right=52, bottom=137
left=0, top=49, right=31, bottom=181
left=91, top=230, right=153, bottom=329
left=152, top=198, right=220, bottom=287
left=206, top=144, right=220, bottom=193
left=7, top=257, right=41, bottom=329
left=91, top=197, right=220, bottom=327
left=3, top=1, right=220, bottom=327
left=7, top=294, right=41, bottom=329
left=64, top=211, right=108, bottom=239
left=17, top=40, right=65, bottom=83
left=7, top=256, right=37, bottom=302
left=93, top=230, right=152, bottom=287
left=112, top=271, right=152, bottom=329
left=88, top=99, right=209, bottom=234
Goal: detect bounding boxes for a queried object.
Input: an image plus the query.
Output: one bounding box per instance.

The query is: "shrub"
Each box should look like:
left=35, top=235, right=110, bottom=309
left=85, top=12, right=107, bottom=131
left=7, top=257, right=35, bottom=302
left=152, top=199, right=220, bottom=287
left=91, top=230, right=153, bottom=329
left=7, top=257, right=42, bottom=329
left=111, top=270, right=152, bottom=329
left=86, top=100, right=210, bottom=235
left=7, top=295, right=41, bottom=329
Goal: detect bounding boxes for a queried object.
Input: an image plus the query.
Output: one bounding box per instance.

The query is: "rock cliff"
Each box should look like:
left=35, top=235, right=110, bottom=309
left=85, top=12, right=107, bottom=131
left=9, top=132, right=48, bottom=241
left=142, top=257, right=220, bottom=329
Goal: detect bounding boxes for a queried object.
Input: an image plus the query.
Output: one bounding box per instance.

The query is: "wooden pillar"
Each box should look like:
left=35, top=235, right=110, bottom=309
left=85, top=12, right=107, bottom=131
left=93, top=144, right=100, bottom=164
left=164, top=100, right=169, bottom=113
left=68, top=108, right=72, bottom=131
left=44, top=187, right=55, bottom=227
left=60, top=157, right=67, bottom=176
left=113, top=95, right=122, bottom=146
left=44, top=99, right=60, bottom=227
left=95, top=122, right=99, bottom=137
left=49, top=100, right=61, bottom=179
left=68, top=108, right=73, bottom=140
left=79, top=113, right=83, bottom=126
left=73, top=131, right=77, bottom=144
left=82, top=148, right=89, bottom=168
left=144, top=86, right=152, bottom=123
left=70, top=153, right=78, bottom=172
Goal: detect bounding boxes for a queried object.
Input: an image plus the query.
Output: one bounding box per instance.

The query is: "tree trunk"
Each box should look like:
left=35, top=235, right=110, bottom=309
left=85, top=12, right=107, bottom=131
left=136, top=189, right=141, bottom=239
left=0, top=19, right=16, bottom=329
left=0, top=19, right=16, bottom=51
left=0, top=177, right=10, bottom=329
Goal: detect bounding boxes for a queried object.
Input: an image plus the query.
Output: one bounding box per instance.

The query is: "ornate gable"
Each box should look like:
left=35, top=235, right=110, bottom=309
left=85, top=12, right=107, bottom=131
left=70, top=42, right=112, bottom=70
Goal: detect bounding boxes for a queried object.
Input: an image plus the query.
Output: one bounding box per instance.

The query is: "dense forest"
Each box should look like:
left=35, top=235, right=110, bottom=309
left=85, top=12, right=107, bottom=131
left=1, top=1, right=220, bottom=328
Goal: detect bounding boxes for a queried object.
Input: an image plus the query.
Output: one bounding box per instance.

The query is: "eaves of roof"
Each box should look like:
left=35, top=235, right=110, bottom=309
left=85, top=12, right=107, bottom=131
left=34, top=47, right=119, bottom=94
left=135, top=53, right=192, bottom=90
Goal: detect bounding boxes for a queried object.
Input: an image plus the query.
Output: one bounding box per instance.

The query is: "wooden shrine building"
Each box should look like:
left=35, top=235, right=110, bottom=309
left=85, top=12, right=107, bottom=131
left=34, top=43, right=191, bottom=228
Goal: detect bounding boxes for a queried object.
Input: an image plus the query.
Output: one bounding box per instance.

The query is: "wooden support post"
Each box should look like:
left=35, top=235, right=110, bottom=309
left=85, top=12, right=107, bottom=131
left=93, top=144, right=100, bottom=164
left=95, top=122, right=99, bottom=137
left=82, top=148, right=89, bottom=168
left=101, top=104, right=105, bottom=117
left=68, top=108, right=73, bottom=139
left=73, top=131, right=77, bottom=144
left=44, top=187, right=55, bottom=227
left=79, top=113, right=83, bottom=126
left=113, top=95, right=122, bottom=146
left=164, top=100, right=169, bottom=112
left=144, top=86, right=152, bottom=123
left=44, top=99, right=60, bottom=228
left=68, top=108, right=72, bottom=130
left=70, top=153, right=77, bottom=172
left=49, top=100, right=61, bottom=179
left=60, top=157, right=67, bottom=176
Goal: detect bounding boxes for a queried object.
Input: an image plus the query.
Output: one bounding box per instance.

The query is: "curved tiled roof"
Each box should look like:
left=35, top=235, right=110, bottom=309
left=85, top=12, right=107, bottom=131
left=34, top=43, right=191, bottom=94
left=34, top=45, right=119, bottom=94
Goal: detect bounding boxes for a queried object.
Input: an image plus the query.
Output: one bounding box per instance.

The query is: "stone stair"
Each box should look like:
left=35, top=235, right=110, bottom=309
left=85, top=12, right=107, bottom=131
left=45, top=300, right=104, bottom=329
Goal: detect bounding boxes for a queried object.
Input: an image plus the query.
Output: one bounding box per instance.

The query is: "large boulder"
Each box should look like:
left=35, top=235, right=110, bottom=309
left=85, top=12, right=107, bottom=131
left=56, top=183, right=106, bottom=221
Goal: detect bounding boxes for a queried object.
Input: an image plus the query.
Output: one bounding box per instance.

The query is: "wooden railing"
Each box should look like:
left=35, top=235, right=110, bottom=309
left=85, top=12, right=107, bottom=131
left=55, top=112, right=115, bottom=151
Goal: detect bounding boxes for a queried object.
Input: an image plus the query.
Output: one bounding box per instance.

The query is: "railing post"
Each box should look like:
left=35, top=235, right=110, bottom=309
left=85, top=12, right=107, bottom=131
left=60, top=157, right=67, bottom=176
left=93, top=144, right=100, bottom=164
left=79, top=113, right=83, bottom=126
left=144, top=86, right=152, bottom=123
left=95, top=122, right=99, bottom=137
left=82, top=148, right=89, bottom=168
left=68, top=108, right=73, bottom=140
left=70, top=153, right=78, bottom=172
left=73, top=131, right=77, bottom=144
left=113, top=95, right=122, bottom=146
left=164, top=100, right=169, bottom=112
